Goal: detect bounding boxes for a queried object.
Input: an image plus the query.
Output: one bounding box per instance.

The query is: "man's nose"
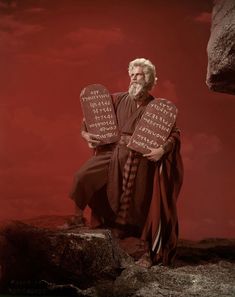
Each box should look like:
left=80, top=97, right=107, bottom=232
left=131, top=75, right=137, bottom=81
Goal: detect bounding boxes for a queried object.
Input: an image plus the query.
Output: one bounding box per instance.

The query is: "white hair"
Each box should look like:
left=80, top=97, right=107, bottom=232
left=128, top=58, right=157, bottom=90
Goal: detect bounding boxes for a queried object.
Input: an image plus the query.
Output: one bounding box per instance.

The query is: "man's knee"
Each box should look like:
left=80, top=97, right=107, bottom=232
left=72, top=168, right=101, bottom=196
left=73, top=169, right=89, bottom=185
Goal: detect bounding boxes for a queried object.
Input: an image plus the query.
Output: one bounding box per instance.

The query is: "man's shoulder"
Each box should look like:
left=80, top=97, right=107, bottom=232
left=111, top=92, right=129, bottom=107
left=111, top=92, right=128, bottom=100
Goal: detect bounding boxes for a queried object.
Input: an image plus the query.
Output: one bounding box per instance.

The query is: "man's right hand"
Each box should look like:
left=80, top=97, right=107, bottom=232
left=81, top=131, right=101, bottom=148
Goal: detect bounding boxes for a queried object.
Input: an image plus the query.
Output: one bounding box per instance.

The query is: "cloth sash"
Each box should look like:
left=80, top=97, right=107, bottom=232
left=115, top=149, right=140, bottom=225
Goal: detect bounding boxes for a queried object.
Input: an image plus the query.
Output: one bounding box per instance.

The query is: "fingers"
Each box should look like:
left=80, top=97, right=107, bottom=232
left=88, top=137, right=101, bottom=148
left=146, top=156, right=160, bottom=162
left=88, top=135, right=101, bottom=147
left=84, top=132, right=101, bottom=147
left=143, top=152, right=151, bottom=157
left=89, top=139, right=100, bottom=144
left=89, top=134, right=100, bottom=141
left=143, top=147, right=163, bottom=157
left=143, top=147, right=163, bottom=162
left=147, top=155, right=156, bottom=160
left=83, top=132, right=100, bottom=140
left=143, top=151, right=156, bottom=160
left=143, top=148, right=153, bottom=157
left=88, top=142, right=96, bottom=148
left=88, top=141, right=101, bottom=148
left=88, top=142, right=100, bottom=148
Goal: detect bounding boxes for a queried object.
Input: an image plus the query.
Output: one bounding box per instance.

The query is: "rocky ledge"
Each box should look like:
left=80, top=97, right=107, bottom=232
left=0, top=216, right=234, bottom=297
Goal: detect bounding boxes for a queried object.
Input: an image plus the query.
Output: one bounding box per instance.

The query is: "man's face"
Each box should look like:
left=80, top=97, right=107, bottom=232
left=128, top=66, right=148, bottom=101
left=130, top=66, right=145, bottom=84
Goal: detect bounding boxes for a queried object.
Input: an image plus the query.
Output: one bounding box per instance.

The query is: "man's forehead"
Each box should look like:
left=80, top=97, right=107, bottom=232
left=130, top=66, right=144, bottom=74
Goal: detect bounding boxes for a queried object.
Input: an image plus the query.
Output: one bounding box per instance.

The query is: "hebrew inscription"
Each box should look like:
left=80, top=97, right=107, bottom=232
left=80, top=84, right=119, bottom=144
left=128, top=99, right=177, bottom=154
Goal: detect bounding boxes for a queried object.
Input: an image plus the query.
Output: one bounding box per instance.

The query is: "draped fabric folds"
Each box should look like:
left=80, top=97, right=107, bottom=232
left=71, top=92, right=183, bottom=265
left=107, top=92, right=184, bottom=265
left=140, top=134, right=183, bottom=265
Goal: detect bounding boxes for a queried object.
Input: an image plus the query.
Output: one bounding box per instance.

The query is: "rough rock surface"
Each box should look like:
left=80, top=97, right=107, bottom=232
left=0, top=216, right=234, bottom=297
left=0, top=219, right=132, bottom=293
left=113, top=262, right=235, bottom=297
left=207, top=0, right=235, bottom=95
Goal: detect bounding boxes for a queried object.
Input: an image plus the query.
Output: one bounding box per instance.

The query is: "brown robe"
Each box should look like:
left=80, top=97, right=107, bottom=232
left=70, top=92, right=183, bottom=265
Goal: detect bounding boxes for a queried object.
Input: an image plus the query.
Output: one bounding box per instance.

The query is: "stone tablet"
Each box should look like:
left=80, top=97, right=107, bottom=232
left=127, top=98, right=178, bottom=154
left=80, top=84, right=119, bottom=144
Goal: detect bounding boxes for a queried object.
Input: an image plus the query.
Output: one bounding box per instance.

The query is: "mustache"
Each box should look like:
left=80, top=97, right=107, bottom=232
left=129, top=81, right=145, bottom=86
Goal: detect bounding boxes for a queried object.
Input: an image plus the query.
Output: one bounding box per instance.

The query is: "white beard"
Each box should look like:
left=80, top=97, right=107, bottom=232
left=128, top=81, right=148, bottom=101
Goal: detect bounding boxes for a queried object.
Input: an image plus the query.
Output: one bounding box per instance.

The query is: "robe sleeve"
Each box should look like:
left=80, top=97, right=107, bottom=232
left=162, top=124, right=180, bottom=154
left=111, top=92, right=127, bottom=111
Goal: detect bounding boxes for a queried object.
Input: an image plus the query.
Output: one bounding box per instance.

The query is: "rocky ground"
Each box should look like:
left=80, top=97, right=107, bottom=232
left=0, top=215, right=234, bottom=297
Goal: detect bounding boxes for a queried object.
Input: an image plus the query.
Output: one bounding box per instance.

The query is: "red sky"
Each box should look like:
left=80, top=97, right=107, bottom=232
left=0, top=0, right=234, bottom=240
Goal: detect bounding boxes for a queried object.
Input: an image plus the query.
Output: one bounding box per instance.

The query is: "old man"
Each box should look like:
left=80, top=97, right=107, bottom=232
left=69, top=58, right=183, bottom=266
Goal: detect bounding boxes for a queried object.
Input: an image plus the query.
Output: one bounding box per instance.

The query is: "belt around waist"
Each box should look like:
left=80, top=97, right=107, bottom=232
left=95, top=135, right=132, bottom=153
left=95, top=143, right=116, bottom=153
left=119, top=135, right=131, bottom=146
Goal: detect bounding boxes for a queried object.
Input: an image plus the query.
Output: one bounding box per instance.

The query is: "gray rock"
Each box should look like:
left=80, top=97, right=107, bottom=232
left=113, top=262, right=235, bottom=297
left=206, top=0, right=235, bottom=95
left=0, top=221, right=128, bottom=292
left=0, top=217, right=234, bottom=297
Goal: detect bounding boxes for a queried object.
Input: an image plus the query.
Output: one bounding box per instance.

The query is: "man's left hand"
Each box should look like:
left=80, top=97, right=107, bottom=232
left=143, top=146, right=165, bottom=162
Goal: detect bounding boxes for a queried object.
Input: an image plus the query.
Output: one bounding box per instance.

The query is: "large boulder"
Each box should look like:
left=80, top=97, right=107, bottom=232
left=0, top=220, right=132, bottom=293
left=0, top=216, right=234, bottom=296
left=206, top=0, right=235, bottom=95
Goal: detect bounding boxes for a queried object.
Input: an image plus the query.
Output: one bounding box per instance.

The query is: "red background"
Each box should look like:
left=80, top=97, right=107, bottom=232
left=1, top=0, right=234, bottom=240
